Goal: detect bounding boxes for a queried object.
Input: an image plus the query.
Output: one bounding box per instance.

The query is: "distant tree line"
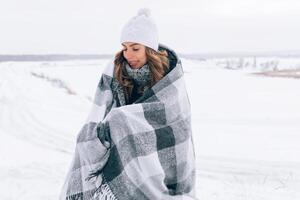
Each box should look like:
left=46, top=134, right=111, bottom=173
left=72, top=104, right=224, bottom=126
left=0, top=54, right=112, bottom=62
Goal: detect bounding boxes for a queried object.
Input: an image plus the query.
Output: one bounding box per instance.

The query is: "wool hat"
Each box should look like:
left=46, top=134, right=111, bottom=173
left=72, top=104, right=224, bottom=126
left=120, top=8, right=159, bottom=51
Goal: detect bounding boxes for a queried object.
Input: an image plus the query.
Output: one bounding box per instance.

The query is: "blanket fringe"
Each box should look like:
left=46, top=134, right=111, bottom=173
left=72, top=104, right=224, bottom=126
left=94, top=183, right=117, bottom=200
left=66, top=193, right=83, bottom=200
left=66, top=189, right=97, bottom=200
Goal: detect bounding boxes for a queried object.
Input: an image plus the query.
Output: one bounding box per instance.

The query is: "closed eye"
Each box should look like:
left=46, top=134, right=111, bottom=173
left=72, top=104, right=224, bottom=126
left=122, top=48, right=139, bottom=52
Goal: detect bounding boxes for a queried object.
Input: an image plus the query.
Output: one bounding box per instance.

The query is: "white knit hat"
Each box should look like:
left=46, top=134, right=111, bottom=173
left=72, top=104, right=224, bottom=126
left=120, top=8, right=159, bottom=51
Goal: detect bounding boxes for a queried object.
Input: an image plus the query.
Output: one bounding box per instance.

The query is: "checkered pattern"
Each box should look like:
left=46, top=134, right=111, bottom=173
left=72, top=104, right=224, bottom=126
left=60, top=46, right=196, bottom=200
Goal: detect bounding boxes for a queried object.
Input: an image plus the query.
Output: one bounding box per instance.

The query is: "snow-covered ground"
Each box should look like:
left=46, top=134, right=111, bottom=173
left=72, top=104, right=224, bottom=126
left=0, top=58, right=300, bottom=199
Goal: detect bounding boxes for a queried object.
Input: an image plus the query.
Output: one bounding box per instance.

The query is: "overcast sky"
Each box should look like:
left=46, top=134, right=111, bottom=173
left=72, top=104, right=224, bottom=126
left=1, top=0, right=300, bottom=54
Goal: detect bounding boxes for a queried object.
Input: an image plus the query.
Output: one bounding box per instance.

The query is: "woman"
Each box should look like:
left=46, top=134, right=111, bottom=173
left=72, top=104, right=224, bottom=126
left=60, top=8, right=196, bottom=200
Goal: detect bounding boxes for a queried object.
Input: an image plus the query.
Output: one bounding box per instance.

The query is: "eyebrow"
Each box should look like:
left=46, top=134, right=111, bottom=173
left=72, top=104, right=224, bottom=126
left=122, top=43, right=140, bottom=47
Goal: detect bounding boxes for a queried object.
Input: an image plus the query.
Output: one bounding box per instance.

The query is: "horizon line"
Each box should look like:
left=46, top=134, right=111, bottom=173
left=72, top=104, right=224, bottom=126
left=1, top=50, right=300, bottom=62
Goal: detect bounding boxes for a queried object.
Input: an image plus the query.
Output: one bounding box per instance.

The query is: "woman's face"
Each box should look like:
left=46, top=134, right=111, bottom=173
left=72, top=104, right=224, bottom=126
left=122, top=42, right=147, bottom=69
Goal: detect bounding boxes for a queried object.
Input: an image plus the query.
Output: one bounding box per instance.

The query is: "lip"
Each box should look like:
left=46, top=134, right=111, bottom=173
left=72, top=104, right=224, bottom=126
left=128, top=61, right=137, bottom=66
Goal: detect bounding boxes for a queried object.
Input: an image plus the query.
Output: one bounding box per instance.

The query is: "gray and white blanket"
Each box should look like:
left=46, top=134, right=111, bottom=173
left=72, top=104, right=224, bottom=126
left=59, top=46, right=196, bottom=200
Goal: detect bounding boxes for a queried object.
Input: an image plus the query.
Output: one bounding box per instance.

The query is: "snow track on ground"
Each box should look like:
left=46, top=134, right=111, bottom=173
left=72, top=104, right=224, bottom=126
left=1, top=60, right=300, bottom=199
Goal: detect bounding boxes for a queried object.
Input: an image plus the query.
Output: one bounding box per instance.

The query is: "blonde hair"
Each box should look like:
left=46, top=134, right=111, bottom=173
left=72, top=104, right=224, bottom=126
left=114, top=47, right=169, bottom=103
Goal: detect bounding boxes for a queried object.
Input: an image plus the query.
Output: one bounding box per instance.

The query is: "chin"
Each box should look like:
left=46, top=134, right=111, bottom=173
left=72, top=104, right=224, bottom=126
left=130, top=64, right=141, bottom=69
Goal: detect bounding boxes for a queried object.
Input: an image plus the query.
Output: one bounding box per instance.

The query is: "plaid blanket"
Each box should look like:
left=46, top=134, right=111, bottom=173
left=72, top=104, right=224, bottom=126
left=60, top=45, right=196, bottom=200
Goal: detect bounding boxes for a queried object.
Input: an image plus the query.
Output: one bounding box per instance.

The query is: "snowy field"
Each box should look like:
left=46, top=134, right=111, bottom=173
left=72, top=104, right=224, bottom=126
left=0, top=57, right=300, bottom=199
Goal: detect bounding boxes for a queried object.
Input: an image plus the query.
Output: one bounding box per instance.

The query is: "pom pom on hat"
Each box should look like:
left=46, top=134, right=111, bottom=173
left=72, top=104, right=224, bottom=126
left=120, top=8, right=159, bottom=51
left=137, top=8, right=151, bottom=17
